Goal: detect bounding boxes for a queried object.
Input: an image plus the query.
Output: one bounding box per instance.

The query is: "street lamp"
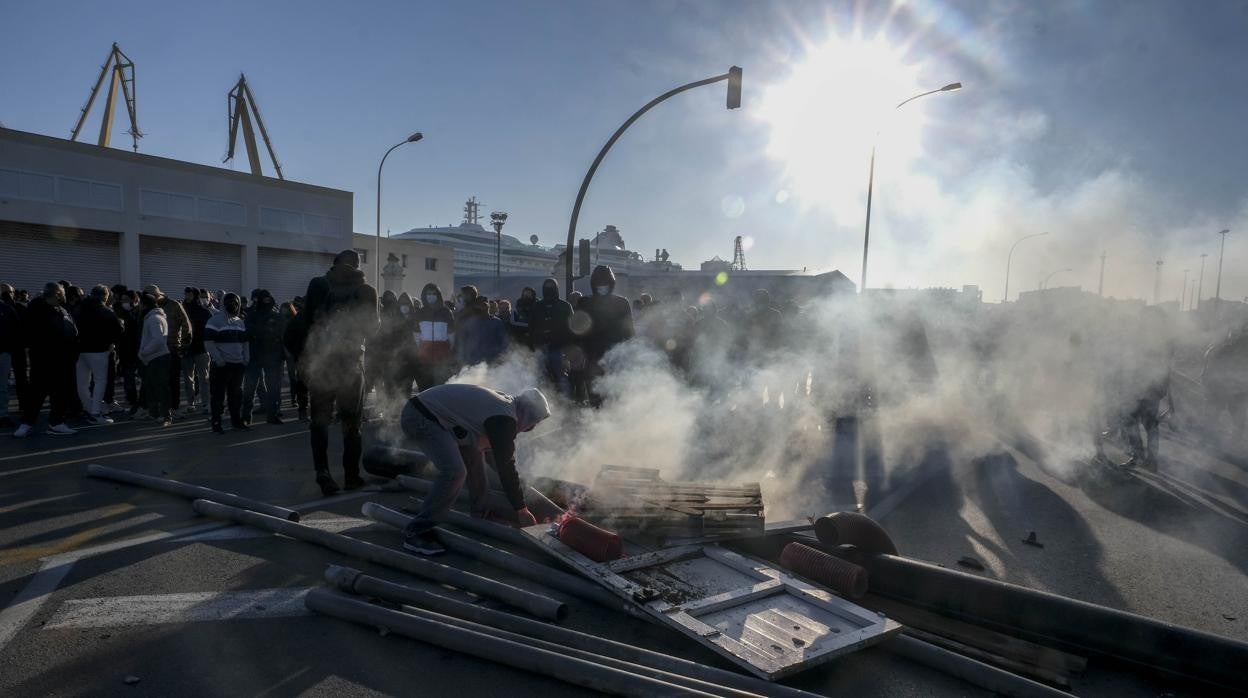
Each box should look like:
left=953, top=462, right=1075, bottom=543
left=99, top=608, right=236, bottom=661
left=1214, top=229, right=1230, bottom=317
left=1181, top=269, right=1189, bottom=310
left=1003, top=231, right=1048, bottom=302
left=564, top=66, right=743, bottom=297
left=1196, top=253, right=1208, bottom=311
left=376, top=131, right=423, bottom=285
left=1041, top=267, right=1072, bottom=290
left=861, top=81, right=962, bottom=293
left=490, top=211, right=508, bottom=297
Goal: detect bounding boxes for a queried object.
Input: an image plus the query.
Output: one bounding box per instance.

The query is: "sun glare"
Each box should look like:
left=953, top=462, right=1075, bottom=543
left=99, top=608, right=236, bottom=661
left=759, top=37, right=927, bottom=222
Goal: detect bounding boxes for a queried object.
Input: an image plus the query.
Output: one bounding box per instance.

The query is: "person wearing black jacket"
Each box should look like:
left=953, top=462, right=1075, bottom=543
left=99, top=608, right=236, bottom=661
left=242, top=290, right=286, bottom=425
left=299, top=250, right=379, bottom=495
left=529, top=278, right=573, bottom=394
left=75, top=285, right=123, bottom=424
left=580, top=265, right=634, bottom=405
left=115, top=291, right=143, bottom=414
left=0, top=283, right=21, bottom=429
left=510, top=286, right=537, bottom=349
left=15, top=283, right=79, bottom=437
left=182, top=287, right=213, bottom=415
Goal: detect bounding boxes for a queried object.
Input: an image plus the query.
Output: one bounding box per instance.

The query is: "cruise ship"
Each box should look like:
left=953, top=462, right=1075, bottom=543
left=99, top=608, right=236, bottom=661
left=392, top=198, right=681, bottom=279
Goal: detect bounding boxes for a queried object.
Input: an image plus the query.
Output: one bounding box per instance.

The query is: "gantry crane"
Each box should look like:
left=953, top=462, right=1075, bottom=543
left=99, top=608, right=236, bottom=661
left=70, top=43, right=141, bottom=151
left=225, top=74, right=284, bottom=179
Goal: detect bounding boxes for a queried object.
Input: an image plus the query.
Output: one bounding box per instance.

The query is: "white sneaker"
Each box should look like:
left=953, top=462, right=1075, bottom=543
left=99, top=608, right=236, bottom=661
left=47, top=423, right=77, bottom=436
left=13, top=423, right=32, bottom=438
left=88, top=415, right=115, bottom=425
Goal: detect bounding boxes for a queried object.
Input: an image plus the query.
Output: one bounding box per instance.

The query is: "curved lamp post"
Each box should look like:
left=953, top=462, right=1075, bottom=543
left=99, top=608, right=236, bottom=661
left=860, top=82, right=961, bottom=293
left=376, top=131, right=423, bottom=285
left=564, top=67, right=743, bottom=297
left=1003, top=231, right=1048, bottom=302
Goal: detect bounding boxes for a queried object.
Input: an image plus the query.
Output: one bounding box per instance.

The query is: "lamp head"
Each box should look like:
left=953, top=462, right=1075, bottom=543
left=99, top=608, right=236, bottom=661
left=406, top=132, right=424, bottom=143
left=941, top=82, right=963, bottom=91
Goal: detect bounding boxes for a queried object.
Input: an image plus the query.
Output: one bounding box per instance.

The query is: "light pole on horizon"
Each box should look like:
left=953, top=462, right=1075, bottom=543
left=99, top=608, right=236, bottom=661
left=1181, top=268, right=1189, bottom=310
left=564, top=67, right=743, bottom=297
left=375, top=131, right=423, bottom=285
left=1153, top=260, right=1164, bottom=305
left=1098, top=251, right=1107, bottom=297
left=861, top=81, right=962, bottom=294
left=1040, top=267, right=1072, bottom=290
left=490, top=211, right=508, bottom=297
left=1214, top=229, right=1230, bottom=317
left=1197, top=253, right=1208, bottom=311
left=1003, top=231, right=1048, bottom=302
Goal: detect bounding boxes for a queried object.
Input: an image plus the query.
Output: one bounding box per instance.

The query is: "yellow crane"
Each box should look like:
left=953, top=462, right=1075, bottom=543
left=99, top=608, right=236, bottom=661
left=70, top=42, right=141, bottom=151
left=225, top=74, right=284, bottom=179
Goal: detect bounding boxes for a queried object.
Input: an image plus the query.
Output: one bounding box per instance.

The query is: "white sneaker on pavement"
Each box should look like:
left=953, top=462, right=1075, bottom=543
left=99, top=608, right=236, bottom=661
left=13, top=423, right=32, bottom=438
left=47, top=423, right=77, bottom=436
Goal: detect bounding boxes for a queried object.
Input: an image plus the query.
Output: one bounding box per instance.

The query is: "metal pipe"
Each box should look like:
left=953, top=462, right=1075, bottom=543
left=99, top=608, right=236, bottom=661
left=88, top=463, right=300, bottom=521
left=327, top=566, right=819, bottom=698
left=361, top=502, right=628, bottom=612
left=886, top=635, right=1069, bottom=698
left=191, top=499, right=566, bottom=621
left=396, top=474, right=563, bottom=523
left=306, top=588, right=716, bottom=698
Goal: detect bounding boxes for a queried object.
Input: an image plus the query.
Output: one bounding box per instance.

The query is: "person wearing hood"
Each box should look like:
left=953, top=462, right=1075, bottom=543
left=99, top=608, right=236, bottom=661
left=181, top=287, right=213, bottom=416
left=142, top=285, right=192, bottom=416
left=510, top=286, right=537, bottom=348
left=279, top=301, right=309, bottom=422
left=370, top=290, right=414, bottom=407
left=301, top=250, right=379, bottom=495
left=242, top=290, right=287, bottom=425
left=74, top=285, right=124, bottom=424
left=14, top=283, right=79, bottom=437
left=580, top=265, right=634, bottom=404
left=205, top=293, right=250, bottom=433
left=413, top=282, right=455, bottom=389
left=529, top=278, right=573, bottom=393
left=138, top=293, right=173, bottom=427
left=398, top=383, right=551, bottom=555
left=455, top=296, right=507, bottom=367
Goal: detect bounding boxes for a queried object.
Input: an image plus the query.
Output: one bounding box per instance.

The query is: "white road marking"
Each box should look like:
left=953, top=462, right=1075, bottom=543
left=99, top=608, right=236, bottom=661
left=0, top=448, right=161, bottom=480
left=43, top=588, right=312, bottom=629
left=225, top=431, right=304, bottom=448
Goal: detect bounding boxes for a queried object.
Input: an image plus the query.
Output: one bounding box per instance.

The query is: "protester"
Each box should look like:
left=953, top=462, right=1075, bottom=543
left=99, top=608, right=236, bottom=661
left=511, top=286, right=537, bottom=348
left=413, top=282, right=454, bottom=390
left=455, top=296, right=508, bottom=366
left=530, top=278, right=573, bottom=393
left=398, top=383, right=550, bottom=554
left=0, top=283, right=25, bottom=429
left=242, top=290, right=286, bottom=425
left=182, top=287, right=213, bottom=415
left=138, top=292, right=172, bottom=427
left=205, top=293, right=250, bottom=433
left=143, top=285, right=192, bottom=417
left=14, top=283, right=78, bottom=437
left=279, top=302, right=309, bottom=422
left=116, top=291, right=143, bottom=415
left=580, top=265, right=634, bottom=404
left=300, top=249, right=378, bottom=495
left=74, top=285, right=124, bottom=424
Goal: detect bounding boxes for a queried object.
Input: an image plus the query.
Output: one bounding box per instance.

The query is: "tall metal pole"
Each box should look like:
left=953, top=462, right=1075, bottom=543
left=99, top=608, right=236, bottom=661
left=861, top=82, right=962, bottom=293
left=490, top=211, right=508, bottom=299
left=1214, top=229, right=1230, bottom=317
left=1197, top=253, right=1208, bottom=311
left=564, top=67, right=742, bottom=298
left=1097, top=251, right=1106, bottom=297
left=375, top=132, right=423, bottom=286
left=1181, top=269, right=1189, bottom=309
left=1003, top=231, right=1048, bottom=302
left=1153, top=260, right=1164, bottom=305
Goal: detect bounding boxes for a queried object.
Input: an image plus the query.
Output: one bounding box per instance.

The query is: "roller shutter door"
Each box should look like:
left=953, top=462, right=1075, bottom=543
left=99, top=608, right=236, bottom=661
left=0, top=221, right=120, bottom=292
left=257, top=247, right=335, bottom=303
left=139, top=235, right=242, bottom=297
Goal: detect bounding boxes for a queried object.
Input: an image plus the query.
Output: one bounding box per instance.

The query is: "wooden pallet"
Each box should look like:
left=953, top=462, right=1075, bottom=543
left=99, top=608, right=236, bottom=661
left=522, top=523, right=900, bottom=680
left=589, top=466, right=766, bottom=541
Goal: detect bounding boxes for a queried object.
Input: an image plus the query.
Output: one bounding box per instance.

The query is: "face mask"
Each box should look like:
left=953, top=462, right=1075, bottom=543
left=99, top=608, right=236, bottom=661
left=594, top=286, right=610, bottom=296
left=122, top=303, right=132, bottom=311
left=426, top=294, right=438, bottom=304
left=400, top=306, right=410, bottom=315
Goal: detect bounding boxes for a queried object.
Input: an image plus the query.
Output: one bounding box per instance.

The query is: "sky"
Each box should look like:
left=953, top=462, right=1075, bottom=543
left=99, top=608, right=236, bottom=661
left=2, top=0, right=1246, bottom=302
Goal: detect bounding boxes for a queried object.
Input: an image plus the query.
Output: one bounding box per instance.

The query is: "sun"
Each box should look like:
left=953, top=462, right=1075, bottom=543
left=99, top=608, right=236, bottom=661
left=759, top=37, right=928, bottom=223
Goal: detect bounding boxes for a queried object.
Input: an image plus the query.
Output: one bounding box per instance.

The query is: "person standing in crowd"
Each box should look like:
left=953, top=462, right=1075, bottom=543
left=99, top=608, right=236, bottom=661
left=280, top=301, right=309, bottom=422
left=299, top=249, right=378, bottom=495
left=455, top=296, right=507, bottom=367
left=138, top=293, right=172, bottom=427
left=580, top=265, right=634, bottom=404
left=241, top=290, right=286, bottom=425
left=397, top=383, right=550, bottom=555
left=143, top=285, right=191, bottom=418
left=530, top=278, right=573, bottom=393
left=15, top=283, right=78, bottom=437
left=182, top=287, right=213, bottom=416
left=74, top=285, right=123, bottom=425
left=0, top=283, right=22, bottom=429
left=511, top=286, right=537, bottom=349
left=455, top=286, right=479, bottom=323
left=115, top=291, right=143, bottom=416
left=414, top=282, right=454, bottom=390
left=205, top=293, right=250, bottom=433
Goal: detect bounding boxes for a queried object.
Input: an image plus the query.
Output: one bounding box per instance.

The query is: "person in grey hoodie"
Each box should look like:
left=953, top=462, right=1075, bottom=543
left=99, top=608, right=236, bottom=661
left=398, top=383, right=550, bottom=555
left=204, top=293, right=250, bottom=433
left=138, top=293, right=172, bottom=426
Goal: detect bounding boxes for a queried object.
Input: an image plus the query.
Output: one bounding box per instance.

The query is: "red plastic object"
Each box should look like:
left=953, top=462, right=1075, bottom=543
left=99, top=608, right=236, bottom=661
left=780, top=542, right=869, bottom=598
left=557, top=515, right=623, bottom=562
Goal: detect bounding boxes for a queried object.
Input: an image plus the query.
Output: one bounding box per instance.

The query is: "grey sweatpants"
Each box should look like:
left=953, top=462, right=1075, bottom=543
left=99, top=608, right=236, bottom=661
left=399, top=401, right=488, bottom=534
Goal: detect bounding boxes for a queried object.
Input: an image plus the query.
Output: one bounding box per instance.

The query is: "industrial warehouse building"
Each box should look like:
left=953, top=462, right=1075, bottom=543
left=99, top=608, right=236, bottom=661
left=0, top=128, right=352, bottom=302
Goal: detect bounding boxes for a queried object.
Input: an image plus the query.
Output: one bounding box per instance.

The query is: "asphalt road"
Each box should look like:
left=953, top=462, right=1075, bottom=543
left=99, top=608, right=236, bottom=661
left=0, top=400, right=1244, bottom=696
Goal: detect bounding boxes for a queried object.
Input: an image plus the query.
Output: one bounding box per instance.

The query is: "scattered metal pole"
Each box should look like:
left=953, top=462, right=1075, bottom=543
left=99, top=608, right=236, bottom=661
left=306, top=589, right=717, bottom=698
left=886, top=634, right=1069, bottom=698
left=191, top=499, right=566, bottom=621
left=88, top=464, right=300, bottom=521
left=396, top=474, right=563, bottom=522
left=361, top=502, right=627, bottom=612
left=325, top=567, right=820, bottom=698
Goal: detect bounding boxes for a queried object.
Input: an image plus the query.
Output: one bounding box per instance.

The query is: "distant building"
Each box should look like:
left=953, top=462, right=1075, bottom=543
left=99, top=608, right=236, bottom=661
left=351, top=233, right=453, bottom=300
